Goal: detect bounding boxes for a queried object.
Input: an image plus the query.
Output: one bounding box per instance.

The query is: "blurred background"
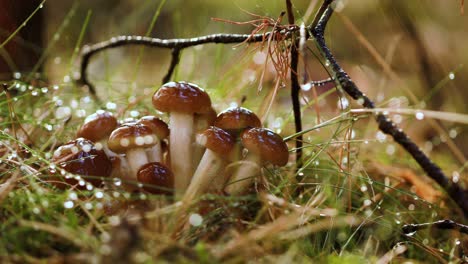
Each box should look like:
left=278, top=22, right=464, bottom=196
left=1, top=0, right=467, bottom=161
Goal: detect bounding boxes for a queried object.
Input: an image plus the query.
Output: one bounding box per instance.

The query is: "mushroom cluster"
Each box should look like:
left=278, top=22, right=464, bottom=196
left=51, top=81, right=289, bottom=200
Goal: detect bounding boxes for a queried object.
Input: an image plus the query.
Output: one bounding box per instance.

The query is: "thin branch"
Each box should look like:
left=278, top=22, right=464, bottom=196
left=162, top=48, right=181, bottom=83
left=78, top=32, right=293, bottom=95
left=311, top=2, right=468, bottom=217
left=402, top=219, right=468, bottom=235
left=286, top=0, right=303, bottom=168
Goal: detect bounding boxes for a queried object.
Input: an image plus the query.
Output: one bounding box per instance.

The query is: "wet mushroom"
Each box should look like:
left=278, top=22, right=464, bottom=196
left=107, top=123, right=157, bottom=183
left=137, top=162, right=174, bottom=195
left=193, top=107, right=217, bottom=166
left=137, top=116, right=169, bottom=163
left=152, top=81, right=212, bottom=194
left=224, top=127, right=289, bottom=195
left=213, top=107, right=262, bottom=182
left=76, top=110, right=118, bottom=157
left=183, top=126, right=235, bottom=203
left=51, top=138, right=112, bottom=189
left=214, top=107, right=261, bottom=136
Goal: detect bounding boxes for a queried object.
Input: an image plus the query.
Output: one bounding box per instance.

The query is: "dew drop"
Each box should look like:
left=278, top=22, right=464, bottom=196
left=337, top=97, right=349, bottom=110
left=68, top=192, right=78, bottom=200
left=301, top=83, right=312, bottom=91
left=95, top=191, right=104, bottom=199
left=376, top=131, right=387, bottom=142
left=415, top=111, right=424, bottom=120
left=113, top=178, right=122, bottom=186
left=106, top=102, right=117, bottom=110
left=386, top=144, right=396, bottom=155
left=55, top=106, right=71, bottom=119
left=449, top=129, right=458, bottom=139
left=64, top=200, right=74, bottom=209
left=109, top=216, right=121, bottom=226
left=130, top=110, right=140, bottom=118
left=85, top=202, right=93, bottom=210
left=452, top=171, right=460, bottom=183
left=189, top=213, right=203, bottom=226
left=363, top=199, right=372, bottom=206
left=449, top=72, right=455, bottom=80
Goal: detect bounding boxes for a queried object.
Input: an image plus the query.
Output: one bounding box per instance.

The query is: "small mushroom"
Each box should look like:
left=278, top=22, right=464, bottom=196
left=137, top=162, right=174, bottom=195
left=76, top=110, right=118, bottom=157
left=224, top=127, right=288, bottom=195
left=51, top=138, right=112, bottom=189
left=152, top=81, right=212, bottom=194
left=137, top=116, right=169, bottom=163
left=193, top=107, right=217, bottom=166
left=183, top=126, right=235, bottom=203
left=214, top=107, right=261, bottom=136
left=107, top=123, right=157, bottom=183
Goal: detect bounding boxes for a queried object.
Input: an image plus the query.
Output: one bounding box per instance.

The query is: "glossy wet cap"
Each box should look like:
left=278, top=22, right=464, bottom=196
left=108, top=123, right=158, bottom=153
left=77, top=110, right=118, bottom=142
left=152, top=81, right=212, bottom=114
left=241, top=128, right=289, bottom=166
left=51, top=138, right=112, bottom=188
left=196, top=126, right=235, bottom=156
left=214, top=107, right=261, bottom=134
left=137, top=116, right=169, bottom=139
left=137, top=162, right=174, bottom=195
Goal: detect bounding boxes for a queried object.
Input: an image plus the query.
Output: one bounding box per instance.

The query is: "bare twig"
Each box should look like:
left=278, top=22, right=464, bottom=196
left=402, top=219, right=468, bottom=235
left=311, top=1, right=468, bottom=217
left=162, top=48, right=181, bottom=83
left=78, top=32, right=294, bottom=95
left=286, top=0, right=303, bottom=168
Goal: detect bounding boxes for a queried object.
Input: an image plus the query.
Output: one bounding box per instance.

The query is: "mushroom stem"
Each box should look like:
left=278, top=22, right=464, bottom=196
left=98, top=140, right=118, bottom=158
left=146, top=142, right=163, bottom=163
left=183, top=149, right=225, bottom=203
left=224, top=154, right=261, bottom=195
left=169, top=112, right=194, bottom=194
left=126, top=148, right=149, bottom=182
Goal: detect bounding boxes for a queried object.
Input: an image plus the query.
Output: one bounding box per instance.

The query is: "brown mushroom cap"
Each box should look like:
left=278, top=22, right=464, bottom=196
left=152, top=81, right=212, bottom=114
left=107, top=123, right=157, bottom=153
left=214, top=107, right=261, bottom=134
left=137, top=116, right=169, bottom=139
left=51, top=138, right=112, bottom=188
left=241, top=128, right=289, bottom=166
left=196, top=126, right=236, bottom=155
left=137, top=162, right=174, bottom=195
left=77, top=110, right=118, bottom=142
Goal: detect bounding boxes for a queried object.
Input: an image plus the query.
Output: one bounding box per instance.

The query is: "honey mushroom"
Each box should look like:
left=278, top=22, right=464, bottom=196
left=51, top=138, right=112, bottom=189
left=193, top=107, right=217, bottom=166
left=152, top=81, right=212, bottom=194
left=137, top=116, right=169, bottom=163
left=182, top=126, right=235, bottom=203
left=76, top=110, right=118, bottom=157
left=212, top=107, right=262, bottom=190
left=137, top=162, right=174, bottom=195
left=224, top=127, right=289, bottom=195
left=107, top=123, right=157, bottom=185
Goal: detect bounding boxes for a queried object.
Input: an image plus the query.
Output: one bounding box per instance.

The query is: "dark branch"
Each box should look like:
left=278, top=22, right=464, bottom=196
left=402, top=220, right=468, bottom=235
left=286, top=0, right=303, bottom=169
left=78, top=33, right=292, bottom=95
left=311, top=3, right=468, bottom=218
left=162, top=48, right=181, bottom=83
